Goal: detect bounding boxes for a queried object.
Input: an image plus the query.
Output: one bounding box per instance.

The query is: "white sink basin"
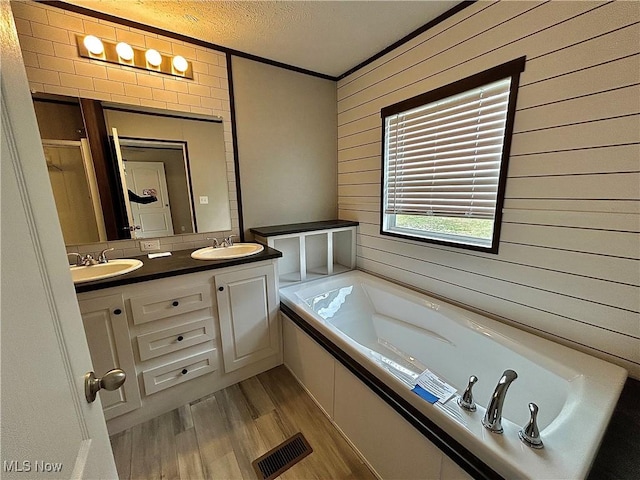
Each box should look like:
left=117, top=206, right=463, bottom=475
left=191, top=243, right=264, bottom=260
left=70, top=259, right=143, bottom=284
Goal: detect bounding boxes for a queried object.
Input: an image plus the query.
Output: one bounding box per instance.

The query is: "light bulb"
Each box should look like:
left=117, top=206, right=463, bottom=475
left=83, top=35, right=104, bottom=55
left=116, top=42, right=134, bottom=61
left=145, top=49, right=162, bottom=67
left=172, top=55, right=188, bottom=73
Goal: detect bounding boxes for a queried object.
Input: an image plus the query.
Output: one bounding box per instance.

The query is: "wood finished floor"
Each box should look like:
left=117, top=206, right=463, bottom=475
left=110, top=366, right=377, bottom=480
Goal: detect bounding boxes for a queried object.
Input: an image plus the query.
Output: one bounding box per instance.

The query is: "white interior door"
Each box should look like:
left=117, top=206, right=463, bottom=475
left=126, top=160, right=174, bottom=238
left=1, top=4, right=118, bottom=478
left=111, top=127, right=137, bottom=237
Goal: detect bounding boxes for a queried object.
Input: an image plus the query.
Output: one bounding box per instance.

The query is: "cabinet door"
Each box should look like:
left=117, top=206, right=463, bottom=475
left=216, top=264, right=280, bottom=373
left=78, top=293, right=141, bottom=419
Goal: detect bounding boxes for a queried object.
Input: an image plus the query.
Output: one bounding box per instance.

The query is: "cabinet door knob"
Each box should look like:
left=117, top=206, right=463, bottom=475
left=218, top=286, right=224, bottom=292
left=181, top=368, right=188, bottom=375
left=172, top=300, right=179, bottom=307
left=113, top=308, right=122, bottom=315
left=177, top=335, right=184, bottom=342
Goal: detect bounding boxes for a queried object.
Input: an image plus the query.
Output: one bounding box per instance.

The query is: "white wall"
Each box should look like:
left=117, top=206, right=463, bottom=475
left=232, top=56, right=337, bottom=237
left=337, top=1, right=640, bottom=378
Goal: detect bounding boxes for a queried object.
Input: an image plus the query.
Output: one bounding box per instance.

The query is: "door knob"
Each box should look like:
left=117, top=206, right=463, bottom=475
left=84, top=368, right=126, bottom=403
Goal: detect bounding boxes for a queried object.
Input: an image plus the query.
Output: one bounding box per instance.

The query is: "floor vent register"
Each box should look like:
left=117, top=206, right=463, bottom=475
left=252, top=432, right=313, bottom=480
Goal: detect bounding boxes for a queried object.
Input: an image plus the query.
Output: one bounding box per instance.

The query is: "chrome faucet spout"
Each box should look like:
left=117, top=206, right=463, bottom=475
left=482, top=369, right=518, bottom=433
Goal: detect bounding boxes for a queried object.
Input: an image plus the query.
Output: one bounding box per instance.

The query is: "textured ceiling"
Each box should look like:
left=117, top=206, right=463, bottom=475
left=66, top=1, right=459, bottom=77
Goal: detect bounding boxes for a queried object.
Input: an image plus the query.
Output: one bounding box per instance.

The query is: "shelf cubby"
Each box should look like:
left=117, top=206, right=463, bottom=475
left=271, top=235, right=302, bottom=285
left=305, top=232, right=329, bottom=278
left=251, top=220, right=358, bottom=286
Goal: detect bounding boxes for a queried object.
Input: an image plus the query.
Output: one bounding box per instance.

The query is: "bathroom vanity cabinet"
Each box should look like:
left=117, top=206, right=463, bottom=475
left=251, top=220, right=358, bottom=286
left=76, top=259, right=281, bottom=433
left=78, top=293, right=142, bottom=420
left=215, top=264, right=280, bottom=372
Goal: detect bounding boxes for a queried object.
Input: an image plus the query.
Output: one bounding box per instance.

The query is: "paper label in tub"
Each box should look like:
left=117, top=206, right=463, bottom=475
left=413, top=369, right=457, bottom=404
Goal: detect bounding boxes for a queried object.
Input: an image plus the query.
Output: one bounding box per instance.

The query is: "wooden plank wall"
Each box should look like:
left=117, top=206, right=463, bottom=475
left=337, top=1, right=640, bottom=378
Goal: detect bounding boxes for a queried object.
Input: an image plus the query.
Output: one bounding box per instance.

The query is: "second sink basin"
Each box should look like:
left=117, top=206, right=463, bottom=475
left=191, top=243, right=264, bottom=260
left=71, top=259, right=143, bottom=284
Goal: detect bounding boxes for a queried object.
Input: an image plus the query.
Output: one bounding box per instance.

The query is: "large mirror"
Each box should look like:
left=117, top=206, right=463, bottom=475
left=32, top=94, right=233, bottom=245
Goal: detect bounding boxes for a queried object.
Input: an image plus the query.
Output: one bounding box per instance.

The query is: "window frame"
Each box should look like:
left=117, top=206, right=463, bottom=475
left=379, top=57, right=526, bottom=254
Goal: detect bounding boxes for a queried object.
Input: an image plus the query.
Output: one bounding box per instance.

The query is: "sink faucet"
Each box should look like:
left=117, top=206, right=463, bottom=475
left=206, top=237, right=221, bottom=248
left=98, top=248, right=114, bottom=263
left=222, top=234, right=236, bottom=247
left=80, top=254, right=99, bottom=266
left=482, top=369, right=518, bottom=433
left=205, top=235, right=236, bottom=248
left=67, top=252, right=99, bottom=266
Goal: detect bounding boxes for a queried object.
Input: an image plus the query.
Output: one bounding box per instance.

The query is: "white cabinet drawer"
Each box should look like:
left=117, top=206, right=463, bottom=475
left=130, top=284, right=211, bottom=325
left=136, top=318, right=215, bottom=361
left=142, top=349, right=218, bottom=395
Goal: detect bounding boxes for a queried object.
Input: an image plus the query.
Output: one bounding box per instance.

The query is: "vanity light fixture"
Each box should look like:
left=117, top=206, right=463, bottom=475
left=115, top=42, right=134, bottom=61
left=76, top=35, right=194, bottom=79
left=172, top=55, right=189, bottom=73
left=83, top=35, right=104, bottom=55
left=145, top=48, right=162, bottom=67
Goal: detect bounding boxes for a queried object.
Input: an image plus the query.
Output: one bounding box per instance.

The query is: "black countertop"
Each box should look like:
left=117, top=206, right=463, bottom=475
left=74, top=246, right=282, bottom=293
left=588, top=376, right=640, bottom=480
left=250, top=219, right=358, bottom=237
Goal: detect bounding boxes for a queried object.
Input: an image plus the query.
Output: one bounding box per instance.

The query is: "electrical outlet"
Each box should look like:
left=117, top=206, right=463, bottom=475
left=140, top=239, right=160, bottom=251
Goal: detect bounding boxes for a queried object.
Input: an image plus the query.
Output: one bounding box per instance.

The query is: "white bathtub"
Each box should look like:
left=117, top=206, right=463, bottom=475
left=279, top=271, right=627, bottom=480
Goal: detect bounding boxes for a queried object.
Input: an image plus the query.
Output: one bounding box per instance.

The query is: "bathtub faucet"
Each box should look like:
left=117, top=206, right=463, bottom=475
left=482, top=369, right=518, bottom=434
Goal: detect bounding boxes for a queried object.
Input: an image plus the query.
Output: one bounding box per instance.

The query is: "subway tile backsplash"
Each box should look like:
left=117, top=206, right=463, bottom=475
left=65, top=232, right=236, bottom=260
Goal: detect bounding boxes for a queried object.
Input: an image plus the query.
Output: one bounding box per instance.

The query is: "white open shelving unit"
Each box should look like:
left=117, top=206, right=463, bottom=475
left=251, top=220, right=358, bottom=287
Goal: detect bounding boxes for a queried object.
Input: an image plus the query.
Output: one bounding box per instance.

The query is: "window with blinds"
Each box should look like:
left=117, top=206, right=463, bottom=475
left=381, top=58, right=525, bottom=253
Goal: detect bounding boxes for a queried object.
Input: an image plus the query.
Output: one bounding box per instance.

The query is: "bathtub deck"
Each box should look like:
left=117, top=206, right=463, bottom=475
left=109, top=365, right=376, bottom=479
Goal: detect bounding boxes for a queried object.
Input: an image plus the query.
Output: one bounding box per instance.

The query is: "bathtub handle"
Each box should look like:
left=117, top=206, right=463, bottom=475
left=457, top=375, right=478, bottom=412
left=518, top=402, right=544, bottom=449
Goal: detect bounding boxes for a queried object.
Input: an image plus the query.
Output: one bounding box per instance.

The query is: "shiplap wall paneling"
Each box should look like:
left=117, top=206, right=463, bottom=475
left=337, top=0, right=640, bottom=378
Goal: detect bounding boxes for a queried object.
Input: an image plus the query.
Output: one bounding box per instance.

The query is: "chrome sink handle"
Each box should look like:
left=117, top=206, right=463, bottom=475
left=457, top=375, right=478, bottom=412
left=223, top=234, right=236, bottom=247
left=98, top=247, right=114, bottom=263
left=206, top=237, right=221, bottom=248
left=519, top=402, right=544, bottom=449
left=67, top=252, right=83, bottom=266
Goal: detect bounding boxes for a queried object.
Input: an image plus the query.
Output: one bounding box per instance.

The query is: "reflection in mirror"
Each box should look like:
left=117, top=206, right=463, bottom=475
left=43, top=139, right=106, bottom=244
left=119, top=138, right=195, bottom=238
left=105, top=106, right=231, bottom=238
left=32, top=94, right=233, bottom=246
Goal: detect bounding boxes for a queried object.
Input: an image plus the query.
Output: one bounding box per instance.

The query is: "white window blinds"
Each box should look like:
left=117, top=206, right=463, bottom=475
left=384, top=78, right=511, bottom=220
